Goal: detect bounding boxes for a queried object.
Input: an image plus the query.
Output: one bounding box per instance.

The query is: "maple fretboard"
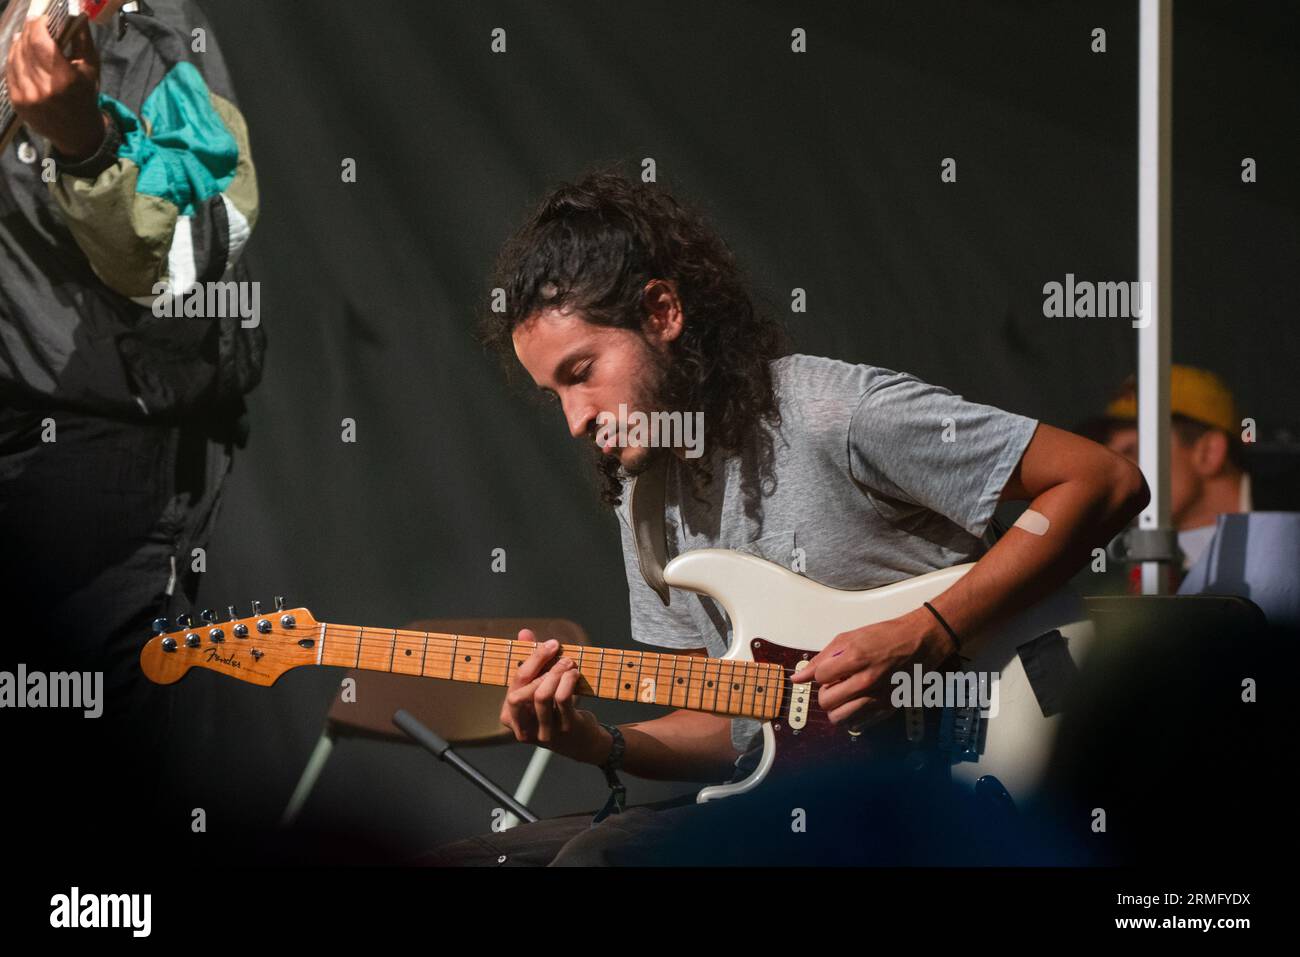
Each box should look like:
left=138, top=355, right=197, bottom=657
left=315, top=623, right=786, bottom=721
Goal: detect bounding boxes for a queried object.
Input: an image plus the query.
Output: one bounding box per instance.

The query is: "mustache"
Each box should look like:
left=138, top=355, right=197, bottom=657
left=583, top=351, right=682, bottom=447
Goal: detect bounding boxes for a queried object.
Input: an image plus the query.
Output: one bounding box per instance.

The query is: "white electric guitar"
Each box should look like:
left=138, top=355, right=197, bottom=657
left=139, top=550, right=1093, bottom=805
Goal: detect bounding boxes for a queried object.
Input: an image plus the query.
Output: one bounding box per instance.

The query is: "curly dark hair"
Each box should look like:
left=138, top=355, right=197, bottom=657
left=478, top=165, right=789, bottom=508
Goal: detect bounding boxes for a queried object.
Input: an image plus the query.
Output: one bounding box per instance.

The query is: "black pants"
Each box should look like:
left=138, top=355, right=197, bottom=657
left=418, top=762, right=1039, bottom=866
left=0, top=408, right=233, bottom=860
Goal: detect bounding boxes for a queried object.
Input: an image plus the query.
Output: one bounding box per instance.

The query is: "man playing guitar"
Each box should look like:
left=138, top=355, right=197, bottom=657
left=422, top=168, right=1148, bottom=865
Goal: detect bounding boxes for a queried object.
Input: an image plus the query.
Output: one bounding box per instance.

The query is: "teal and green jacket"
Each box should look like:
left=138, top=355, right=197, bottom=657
left=0, top=0, right=264, bottom=424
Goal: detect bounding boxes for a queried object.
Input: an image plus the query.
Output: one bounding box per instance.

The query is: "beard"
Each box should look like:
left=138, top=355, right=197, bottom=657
left=590, top=339, right=687, bottom=478
left=618, top=444, right=667, bottom=476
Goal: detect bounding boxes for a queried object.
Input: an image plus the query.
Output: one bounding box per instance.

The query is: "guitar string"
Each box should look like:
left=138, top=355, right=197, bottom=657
left=199, top=623, right=883, bottom=728
left=175, top=621, right=925, bottom=729
left=173, top=620, right=836, bottom=723
left=204, top=623, right=894, bottom=729
left=313, top=624, right=796, bottom=720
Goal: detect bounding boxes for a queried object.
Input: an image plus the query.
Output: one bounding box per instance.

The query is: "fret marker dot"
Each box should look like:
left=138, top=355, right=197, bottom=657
left=623, top=682, right=631, bottom=690
left=733, top=684, right=740, bottom=691
left=404, top=649, right=412, bottom=656
left=464, top=655, right=472, bottom=661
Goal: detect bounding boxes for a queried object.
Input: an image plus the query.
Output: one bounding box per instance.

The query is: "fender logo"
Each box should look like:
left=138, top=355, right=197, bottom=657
left=203, top=648, right=242, bottom=669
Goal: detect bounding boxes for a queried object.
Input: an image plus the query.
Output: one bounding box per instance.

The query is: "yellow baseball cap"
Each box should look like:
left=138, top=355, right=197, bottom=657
left=1105, top=365, right=1238, bottom=434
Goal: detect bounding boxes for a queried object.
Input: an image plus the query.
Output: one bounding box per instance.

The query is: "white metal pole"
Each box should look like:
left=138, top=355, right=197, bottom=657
left=500, top=746, right=553, bottom=830
left=1138, top=0, right=1173, bottom=594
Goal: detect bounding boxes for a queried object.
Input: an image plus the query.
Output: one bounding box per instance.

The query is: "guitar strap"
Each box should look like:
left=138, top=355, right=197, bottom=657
left=628, top=452, right=672, bottom=606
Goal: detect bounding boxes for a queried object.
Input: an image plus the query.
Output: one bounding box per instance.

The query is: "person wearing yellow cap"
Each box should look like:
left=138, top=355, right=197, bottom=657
left=1089, top=365, right=1250, bottom=571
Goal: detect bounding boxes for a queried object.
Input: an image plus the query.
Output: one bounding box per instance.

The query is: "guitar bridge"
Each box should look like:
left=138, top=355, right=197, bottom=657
left=938, top=705, right=987, bottom=764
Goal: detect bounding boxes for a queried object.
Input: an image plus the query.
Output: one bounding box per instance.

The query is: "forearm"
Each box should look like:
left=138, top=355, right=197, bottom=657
left=926, top=465, right=1148, bottom=643
left=613, top=709, right=738, bottom=783
left=45, top=8, right=259, bottom=301
left=51, top=93, right=258, bottom=300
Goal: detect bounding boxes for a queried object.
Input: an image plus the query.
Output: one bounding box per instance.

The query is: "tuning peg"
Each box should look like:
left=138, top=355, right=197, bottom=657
left=274, top=595, right=285, bottom=611
left=151, top=618, right=169, bottom=635
left=251, top=599, right=262, bottom=615
left=200, top=609, right=217, bottom=624
left=176, top=612, right=192, bottom=629
left=227, top=605, right=238, bottom=621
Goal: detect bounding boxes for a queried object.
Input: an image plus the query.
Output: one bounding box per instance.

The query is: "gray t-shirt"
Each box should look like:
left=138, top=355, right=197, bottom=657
left=614, top=354, right=1039, bottom=770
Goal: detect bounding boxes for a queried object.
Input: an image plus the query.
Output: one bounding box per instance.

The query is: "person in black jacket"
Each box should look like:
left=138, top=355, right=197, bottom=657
left=0, top=0, right=262, bottom=859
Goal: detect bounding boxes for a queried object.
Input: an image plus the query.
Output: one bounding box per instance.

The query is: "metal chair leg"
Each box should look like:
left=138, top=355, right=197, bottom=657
left=280, top=730, right=335, bottom=828
left=500, top=747, right=553, bottom=831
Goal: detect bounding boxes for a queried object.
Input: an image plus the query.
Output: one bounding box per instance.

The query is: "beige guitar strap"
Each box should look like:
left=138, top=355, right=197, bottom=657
left=629, top=453, right=672, bottom=606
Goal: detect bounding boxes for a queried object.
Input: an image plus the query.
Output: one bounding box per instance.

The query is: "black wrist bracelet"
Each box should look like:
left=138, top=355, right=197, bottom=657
left=923, top=601, right=963, bottom=651
left=598, top=722, right=625, bottom=771
left=591, top=723, right=626, bottom=826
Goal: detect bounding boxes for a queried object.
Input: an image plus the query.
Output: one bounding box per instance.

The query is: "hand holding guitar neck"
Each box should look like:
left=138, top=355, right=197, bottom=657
left=499, top=629, right=612, bottom=766
left=2, top=1, right=123, bottom=159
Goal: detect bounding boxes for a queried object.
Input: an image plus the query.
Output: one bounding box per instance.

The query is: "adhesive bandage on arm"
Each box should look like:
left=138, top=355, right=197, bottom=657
left=1012, top=508, right=1050, bottom=536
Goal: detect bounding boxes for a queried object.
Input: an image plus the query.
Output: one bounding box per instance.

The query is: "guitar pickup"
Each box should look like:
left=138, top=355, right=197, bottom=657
left=788, top=672, right=812, bottom=730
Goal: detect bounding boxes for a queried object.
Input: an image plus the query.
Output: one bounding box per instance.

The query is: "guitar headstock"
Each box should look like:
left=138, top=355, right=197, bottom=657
left=139, top=598, right=321, bottom=687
